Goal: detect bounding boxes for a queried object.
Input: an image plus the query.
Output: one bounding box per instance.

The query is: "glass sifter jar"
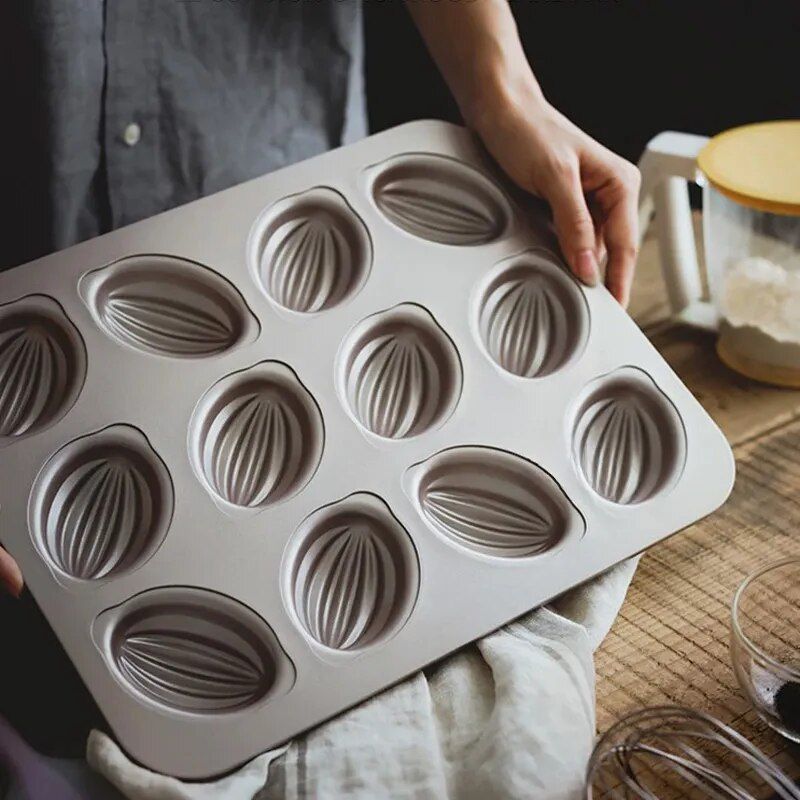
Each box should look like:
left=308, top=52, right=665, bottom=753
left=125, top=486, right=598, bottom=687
left=639, top=121, right=800, bottom=386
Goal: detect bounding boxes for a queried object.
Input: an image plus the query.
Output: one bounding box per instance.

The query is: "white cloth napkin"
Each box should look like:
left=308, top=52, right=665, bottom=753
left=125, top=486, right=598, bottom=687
left=86, top=558, right=637, bottom=800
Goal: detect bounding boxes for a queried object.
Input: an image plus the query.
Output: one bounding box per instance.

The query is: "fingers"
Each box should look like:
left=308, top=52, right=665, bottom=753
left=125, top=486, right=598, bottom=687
left=602, top=164, right=641, bottom=307
left=0, top=546, right=23, bottom=597
left=540, top=156, right=599, bottom=286
left=588, top=198, right=608, bottom=264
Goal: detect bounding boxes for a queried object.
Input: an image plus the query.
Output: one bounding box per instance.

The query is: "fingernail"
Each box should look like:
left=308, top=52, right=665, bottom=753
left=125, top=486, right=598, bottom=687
left=574, top=249, right=598, bottom=286
left=607, top=276, right=631, bottom=308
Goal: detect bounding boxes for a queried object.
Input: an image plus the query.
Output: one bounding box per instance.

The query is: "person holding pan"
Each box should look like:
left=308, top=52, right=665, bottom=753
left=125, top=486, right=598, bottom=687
left=0, top=0, right=639, bottom=796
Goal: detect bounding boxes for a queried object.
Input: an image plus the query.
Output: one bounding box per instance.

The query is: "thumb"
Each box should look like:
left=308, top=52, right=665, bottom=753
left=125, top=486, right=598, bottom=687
left=541, top=161, right=598, bottom=285
left=0, top=546, right=23, bottom=597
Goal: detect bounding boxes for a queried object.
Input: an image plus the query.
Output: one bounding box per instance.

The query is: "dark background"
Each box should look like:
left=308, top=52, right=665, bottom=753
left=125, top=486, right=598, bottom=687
left=366, top=0, right=800, bottom=163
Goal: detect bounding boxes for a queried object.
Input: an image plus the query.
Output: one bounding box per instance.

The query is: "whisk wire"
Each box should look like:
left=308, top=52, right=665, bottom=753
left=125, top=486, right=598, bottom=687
left=585, top=706, right=800, bottom=800
left=628, top=742, right=754, bottom=800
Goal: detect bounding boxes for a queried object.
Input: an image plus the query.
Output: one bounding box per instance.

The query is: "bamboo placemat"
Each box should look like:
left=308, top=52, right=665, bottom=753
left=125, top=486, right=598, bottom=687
left=594, top=417, right=800, bottom=792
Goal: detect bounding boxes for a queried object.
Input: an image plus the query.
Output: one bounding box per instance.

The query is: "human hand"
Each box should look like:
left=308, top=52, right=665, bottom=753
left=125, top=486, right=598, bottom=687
left=406, top=0, right=640, bottom=306
left=0, top=545, right=23, bottom=597
left=471, top=91, right=641, bottom=307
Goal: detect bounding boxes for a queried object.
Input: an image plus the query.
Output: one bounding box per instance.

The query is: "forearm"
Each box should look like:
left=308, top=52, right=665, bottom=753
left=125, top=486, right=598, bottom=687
left=405, top=0, right=544, bottom=133
left=408, top=0, right=640, bottom=305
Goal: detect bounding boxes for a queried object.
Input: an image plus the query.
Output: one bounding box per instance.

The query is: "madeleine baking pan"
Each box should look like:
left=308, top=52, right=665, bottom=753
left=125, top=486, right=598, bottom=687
left=0, top=121, right=735, bottom=778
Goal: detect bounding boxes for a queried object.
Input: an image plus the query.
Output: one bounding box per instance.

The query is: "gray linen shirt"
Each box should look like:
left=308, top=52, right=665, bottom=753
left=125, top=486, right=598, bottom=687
left=0, top=0, right=366, bottom=268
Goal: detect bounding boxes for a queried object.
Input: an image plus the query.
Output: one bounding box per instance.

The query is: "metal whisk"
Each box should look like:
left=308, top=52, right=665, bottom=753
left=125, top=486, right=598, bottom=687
left=585, top=706, right=800, bottom=799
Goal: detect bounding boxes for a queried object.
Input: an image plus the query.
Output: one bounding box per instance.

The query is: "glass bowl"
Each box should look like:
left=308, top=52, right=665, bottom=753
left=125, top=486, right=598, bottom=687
left=731, top=557, right=800, bottom=742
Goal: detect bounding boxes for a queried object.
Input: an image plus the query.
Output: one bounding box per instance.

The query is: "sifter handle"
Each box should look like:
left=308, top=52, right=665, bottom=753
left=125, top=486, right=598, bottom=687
left=638, top=131, right=719, bottom=331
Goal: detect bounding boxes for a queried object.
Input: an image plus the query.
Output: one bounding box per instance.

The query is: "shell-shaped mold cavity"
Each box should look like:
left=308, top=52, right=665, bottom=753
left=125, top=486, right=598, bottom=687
left=29, top=425, right=173, bottom=581
left=248, top=187, right=372, bottom=313
left=189, top=361, right=324, bottom=514
left=79, top=254, right=259, bottom=358
left=338, top=304, right=462, bottom=439
left=93, top=587, right=294, bottom=714
left=283, top=493, right=419, bottom=652
left=0, top=295, right=86, bottom=446
left=407, top=446, right=583, bottom=558
left=371, top=153, right=509, bottom=246
left=478, top=250, right=589, bottom=378
left=572, top=367, right=687, bottom=505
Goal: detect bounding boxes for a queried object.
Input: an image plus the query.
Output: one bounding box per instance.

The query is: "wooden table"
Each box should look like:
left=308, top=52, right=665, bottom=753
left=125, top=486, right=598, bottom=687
left=594, top=216, right=800, bottom=790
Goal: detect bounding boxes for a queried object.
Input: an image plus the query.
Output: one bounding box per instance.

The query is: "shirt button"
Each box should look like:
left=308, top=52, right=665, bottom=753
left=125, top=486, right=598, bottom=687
left=123, top=123, right=141, bottom=147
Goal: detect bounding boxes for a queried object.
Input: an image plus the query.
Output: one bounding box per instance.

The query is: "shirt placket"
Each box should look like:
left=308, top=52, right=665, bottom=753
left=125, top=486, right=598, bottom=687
left=103, top=0, right=160, bottom=228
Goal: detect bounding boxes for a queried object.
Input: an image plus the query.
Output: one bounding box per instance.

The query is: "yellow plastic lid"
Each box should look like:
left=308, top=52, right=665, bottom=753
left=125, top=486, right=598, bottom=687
left=697, top=120, right=800, bottom=216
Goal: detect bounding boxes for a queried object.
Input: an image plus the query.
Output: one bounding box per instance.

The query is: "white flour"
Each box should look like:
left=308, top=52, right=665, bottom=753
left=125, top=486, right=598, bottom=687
left=723, top=256, right=800, bottom=343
